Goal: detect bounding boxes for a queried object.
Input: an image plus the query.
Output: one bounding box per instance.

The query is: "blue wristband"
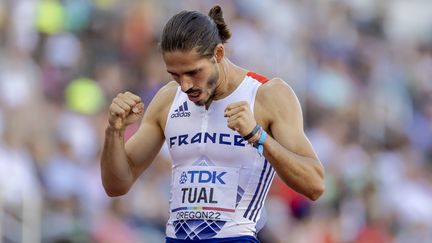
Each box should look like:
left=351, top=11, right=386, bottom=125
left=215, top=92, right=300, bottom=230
left=256, top=130, right=267, bottom=157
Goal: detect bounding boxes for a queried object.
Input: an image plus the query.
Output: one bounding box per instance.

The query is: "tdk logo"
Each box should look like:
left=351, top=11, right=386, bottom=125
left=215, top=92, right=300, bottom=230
left=180, top=170, right=226, bottom=184
left=171, top=101, right=191, bottom=118
left=179, top=172, right=188, bottom=184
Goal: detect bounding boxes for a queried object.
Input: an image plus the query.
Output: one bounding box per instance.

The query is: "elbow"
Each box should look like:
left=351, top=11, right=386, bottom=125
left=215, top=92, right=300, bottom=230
left=103, top=183, right=130, bottom=197
left=308, top=181, right=325, bottom=201
left=101, top=171, right=134, bottom=197
left=105, top=189, right=127, bottom=198
left=308, top=162, right=325, bottom=201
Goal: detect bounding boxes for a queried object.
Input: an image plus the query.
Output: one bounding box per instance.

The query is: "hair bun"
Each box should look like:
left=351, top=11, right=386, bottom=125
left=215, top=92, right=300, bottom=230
left=208, top=5, right=231, bottom=43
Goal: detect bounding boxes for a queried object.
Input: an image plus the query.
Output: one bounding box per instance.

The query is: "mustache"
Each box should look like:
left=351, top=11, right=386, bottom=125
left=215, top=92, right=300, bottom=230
left=186, top=89, right=200, bottom=94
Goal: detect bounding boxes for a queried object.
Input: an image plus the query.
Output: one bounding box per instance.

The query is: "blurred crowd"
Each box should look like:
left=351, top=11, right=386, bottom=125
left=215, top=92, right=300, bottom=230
left=0, top=0, right=432, bottom=242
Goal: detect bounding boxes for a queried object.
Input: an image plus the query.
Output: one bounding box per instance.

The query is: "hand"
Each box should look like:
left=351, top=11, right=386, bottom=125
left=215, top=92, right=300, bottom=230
left=108, top=92, right=145, bottom=130
left=224, top=101, right=256, bottom=137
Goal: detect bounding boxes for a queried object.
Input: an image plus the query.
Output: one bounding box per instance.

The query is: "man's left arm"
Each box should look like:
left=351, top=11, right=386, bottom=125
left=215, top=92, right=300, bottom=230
left=225, top=78, right=325, bottom=201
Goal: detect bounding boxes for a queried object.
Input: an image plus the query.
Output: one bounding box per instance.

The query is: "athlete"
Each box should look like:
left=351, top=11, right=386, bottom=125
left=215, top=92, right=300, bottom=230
left=101, top=5, right=325, bottom=242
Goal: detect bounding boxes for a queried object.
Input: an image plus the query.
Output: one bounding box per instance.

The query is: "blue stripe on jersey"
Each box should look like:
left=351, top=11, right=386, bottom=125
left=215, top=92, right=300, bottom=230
left=166, top=235, right=259, bottom=243
left=248, top=166, right=274, bottom=221
left=253, top=170, right=275, bottom=222
left=236, top=186, right=245, bottom=207
left=243, top=160, right=268, bottom=219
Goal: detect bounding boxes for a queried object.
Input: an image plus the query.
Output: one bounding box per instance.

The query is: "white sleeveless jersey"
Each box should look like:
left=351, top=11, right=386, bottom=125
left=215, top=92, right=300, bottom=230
left=164, top=72, right=275, bottom=240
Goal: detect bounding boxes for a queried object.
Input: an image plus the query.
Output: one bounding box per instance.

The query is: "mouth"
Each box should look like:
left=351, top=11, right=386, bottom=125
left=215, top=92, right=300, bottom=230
left=187, top=90, right=201, bottom=102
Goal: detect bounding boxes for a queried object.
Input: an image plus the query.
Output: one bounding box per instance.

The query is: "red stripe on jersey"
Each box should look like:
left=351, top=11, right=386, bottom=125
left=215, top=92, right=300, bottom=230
left=246, top=71, right=269, bottom=84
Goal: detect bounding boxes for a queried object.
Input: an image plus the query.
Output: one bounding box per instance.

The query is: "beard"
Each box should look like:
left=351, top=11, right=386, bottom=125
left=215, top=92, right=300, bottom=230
left=191, top=65, right=219, bottom=107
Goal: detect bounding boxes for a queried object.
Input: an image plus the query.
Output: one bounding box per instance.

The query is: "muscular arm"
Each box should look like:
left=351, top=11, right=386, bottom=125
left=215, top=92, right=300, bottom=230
left=101, top=82, right=176, bottom=197
left=257, top=79, right=324, bottom=200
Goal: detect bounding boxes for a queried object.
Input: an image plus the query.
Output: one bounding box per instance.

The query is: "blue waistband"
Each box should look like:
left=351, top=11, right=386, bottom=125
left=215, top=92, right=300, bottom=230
left=166, top=236, right=259, bottom=243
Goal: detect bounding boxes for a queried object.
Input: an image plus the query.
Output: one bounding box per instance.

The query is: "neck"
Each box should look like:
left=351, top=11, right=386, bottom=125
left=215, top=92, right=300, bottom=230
left=214, top=58, right=240, bottom=100
left=204, top=58, right=246, bottom=109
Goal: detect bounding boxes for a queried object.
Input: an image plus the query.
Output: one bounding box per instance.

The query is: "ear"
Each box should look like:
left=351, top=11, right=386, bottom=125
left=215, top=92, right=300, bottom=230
left=213, top=43, right=225, bottom=63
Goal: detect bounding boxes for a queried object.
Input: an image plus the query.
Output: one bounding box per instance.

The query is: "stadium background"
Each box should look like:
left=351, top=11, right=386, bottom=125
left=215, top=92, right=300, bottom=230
left=0, top=0, right=432, bottom=242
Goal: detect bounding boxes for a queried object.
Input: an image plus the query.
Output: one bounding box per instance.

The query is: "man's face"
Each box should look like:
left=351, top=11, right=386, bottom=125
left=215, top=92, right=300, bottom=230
left=163, top=50, right=219, bottom=107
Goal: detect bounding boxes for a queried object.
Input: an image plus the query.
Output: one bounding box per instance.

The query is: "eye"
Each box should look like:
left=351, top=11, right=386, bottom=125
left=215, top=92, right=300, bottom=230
left=186, top=69, right=200, bottom=77
left=168, top=72, right=179, bottom=79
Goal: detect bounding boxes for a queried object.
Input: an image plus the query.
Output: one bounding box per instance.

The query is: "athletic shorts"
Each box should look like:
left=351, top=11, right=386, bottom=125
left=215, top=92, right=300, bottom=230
left=166, top=236, right=259, bottom=243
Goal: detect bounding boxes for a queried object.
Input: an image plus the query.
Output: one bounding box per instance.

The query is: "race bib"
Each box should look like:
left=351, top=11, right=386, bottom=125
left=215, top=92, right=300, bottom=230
left=169, top=166, right=239, bottom=222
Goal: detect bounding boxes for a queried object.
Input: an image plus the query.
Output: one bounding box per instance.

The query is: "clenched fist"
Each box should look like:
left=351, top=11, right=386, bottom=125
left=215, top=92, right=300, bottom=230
left=224, top=101, right=256, bottom=137
left=108, top=91, right=145, bottom=130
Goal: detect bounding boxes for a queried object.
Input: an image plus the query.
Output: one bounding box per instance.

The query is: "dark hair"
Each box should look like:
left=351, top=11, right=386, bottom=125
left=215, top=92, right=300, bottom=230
left=160, top=5, right=231, bottom=57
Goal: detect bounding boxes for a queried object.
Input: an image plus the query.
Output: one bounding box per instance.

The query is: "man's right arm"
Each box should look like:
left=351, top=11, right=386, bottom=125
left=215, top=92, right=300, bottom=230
left=101, top=83, right=177, bottom=197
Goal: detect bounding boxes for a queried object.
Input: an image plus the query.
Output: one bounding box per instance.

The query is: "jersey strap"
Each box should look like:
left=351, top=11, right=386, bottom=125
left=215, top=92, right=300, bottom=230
left=246, top=72, right=269, bottom=84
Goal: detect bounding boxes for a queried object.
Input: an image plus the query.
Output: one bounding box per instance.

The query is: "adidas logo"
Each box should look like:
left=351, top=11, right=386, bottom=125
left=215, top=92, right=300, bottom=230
left=171, top=101, right=191, bottom=118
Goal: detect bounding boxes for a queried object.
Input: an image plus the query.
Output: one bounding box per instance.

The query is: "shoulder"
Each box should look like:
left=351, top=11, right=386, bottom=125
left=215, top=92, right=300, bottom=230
left=255, top=78, right=302, bottom=127
left=147, top=81, right=178, bottom=109
left=155, top=81, right=179, bottom=100
left=143, top=81, right=178, bottom=124
left=256, top=78, right=299, bottom=109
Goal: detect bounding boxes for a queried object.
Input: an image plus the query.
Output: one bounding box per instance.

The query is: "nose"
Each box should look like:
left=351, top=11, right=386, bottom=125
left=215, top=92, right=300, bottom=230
left=179, top=76, right=193, bottom=93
